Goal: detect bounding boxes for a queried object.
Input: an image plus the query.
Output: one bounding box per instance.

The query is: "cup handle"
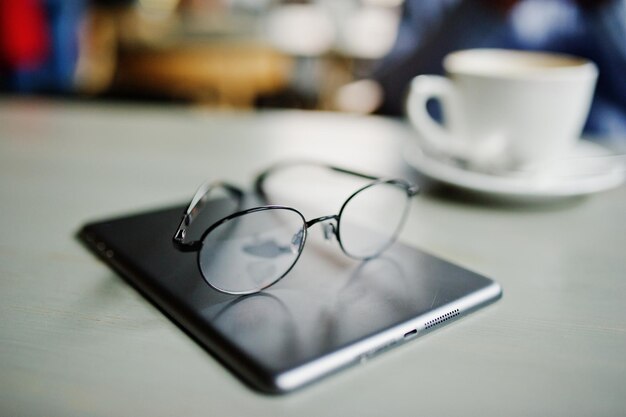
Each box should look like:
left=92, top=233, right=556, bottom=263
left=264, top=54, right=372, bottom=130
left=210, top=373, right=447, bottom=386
left=407, top=75, right=465, bottom=157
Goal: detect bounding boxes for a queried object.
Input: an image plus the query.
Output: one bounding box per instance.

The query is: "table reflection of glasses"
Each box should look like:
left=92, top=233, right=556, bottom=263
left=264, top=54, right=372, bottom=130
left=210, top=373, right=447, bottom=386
left=173, top=162, right=419, bottom=295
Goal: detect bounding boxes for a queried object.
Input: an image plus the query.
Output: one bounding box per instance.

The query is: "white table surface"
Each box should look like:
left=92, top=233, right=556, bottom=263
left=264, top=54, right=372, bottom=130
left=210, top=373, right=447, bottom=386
left=1, top=98, right=625, bottom=417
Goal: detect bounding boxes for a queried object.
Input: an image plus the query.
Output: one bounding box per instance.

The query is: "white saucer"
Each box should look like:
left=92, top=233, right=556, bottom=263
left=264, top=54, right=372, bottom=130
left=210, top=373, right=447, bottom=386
left=404, top=140, right=625, bottom=201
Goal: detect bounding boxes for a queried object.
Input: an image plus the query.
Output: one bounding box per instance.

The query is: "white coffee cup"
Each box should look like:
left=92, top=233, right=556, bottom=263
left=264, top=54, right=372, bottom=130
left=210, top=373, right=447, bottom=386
left=406, top=49, right=598, bottom=173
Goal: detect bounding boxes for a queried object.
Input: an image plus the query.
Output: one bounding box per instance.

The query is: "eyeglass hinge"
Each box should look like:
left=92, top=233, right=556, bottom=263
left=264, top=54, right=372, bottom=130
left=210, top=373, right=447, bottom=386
left=174, top=229, right=186, bottom=242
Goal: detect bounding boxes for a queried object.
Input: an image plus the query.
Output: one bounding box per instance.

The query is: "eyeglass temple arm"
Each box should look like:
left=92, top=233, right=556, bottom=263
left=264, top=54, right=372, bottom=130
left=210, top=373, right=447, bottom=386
left=332, top=168, right=420, bottom=195
left=253, top=160, right=385, bottom=203
left=173, top=181, right=244, bottom=252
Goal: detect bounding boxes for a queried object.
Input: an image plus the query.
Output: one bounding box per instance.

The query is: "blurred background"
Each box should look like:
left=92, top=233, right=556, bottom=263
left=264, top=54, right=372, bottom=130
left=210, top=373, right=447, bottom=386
left=0, top=0, right=401, bottom=113
left=1, top=0, right=625, bottom=135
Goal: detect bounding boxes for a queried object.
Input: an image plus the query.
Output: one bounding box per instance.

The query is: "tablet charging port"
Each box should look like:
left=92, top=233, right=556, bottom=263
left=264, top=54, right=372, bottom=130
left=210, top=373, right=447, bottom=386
left=403, top=329, right=417, bottom=339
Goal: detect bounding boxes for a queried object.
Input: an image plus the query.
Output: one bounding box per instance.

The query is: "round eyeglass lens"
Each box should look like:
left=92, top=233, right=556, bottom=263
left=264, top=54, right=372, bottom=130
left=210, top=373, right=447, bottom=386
left=338, top=181, right=410, bottom=259
left=198, top=207, right=306, bottom=294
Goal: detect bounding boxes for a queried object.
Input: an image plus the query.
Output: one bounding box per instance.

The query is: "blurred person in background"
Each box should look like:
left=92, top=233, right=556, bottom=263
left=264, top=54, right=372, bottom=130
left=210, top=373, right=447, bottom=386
left=0, top=0, right=88, bottom=93
left=373, top=0, right=626, bottom=138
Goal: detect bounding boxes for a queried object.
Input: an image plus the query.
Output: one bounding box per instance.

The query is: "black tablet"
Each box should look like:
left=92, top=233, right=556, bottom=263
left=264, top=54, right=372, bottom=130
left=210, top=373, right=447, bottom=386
left=78, top=197, right=501, bottom=394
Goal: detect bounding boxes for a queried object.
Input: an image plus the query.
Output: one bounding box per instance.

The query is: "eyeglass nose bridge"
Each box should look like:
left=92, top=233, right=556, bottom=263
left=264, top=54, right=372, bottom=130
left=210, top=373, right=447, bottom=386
left=305, top=214, right=339, bottom=241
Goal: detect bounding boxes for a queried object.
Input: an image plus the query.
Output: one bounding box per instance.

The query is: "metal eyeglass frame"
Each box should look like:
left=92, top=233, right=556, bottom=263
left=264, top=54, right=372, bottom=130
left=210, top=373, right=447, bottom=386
left=172, top=161, right=420, bottom=295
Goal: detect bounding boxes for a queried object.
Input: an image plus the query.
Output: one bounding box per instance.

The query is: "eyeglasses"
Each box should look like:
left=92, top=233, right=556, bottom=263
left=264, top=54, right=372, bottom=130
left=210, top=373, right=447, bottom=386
left=173, top=162, right=419, bottom=295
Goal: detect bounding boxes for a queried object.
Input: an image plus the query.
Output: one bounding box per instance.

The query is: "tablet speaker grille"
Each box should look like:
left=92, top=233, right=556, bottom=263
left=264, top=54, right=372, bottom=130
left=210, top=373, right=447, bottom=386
left=425, top=309, right=460, bottom=329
